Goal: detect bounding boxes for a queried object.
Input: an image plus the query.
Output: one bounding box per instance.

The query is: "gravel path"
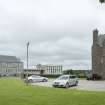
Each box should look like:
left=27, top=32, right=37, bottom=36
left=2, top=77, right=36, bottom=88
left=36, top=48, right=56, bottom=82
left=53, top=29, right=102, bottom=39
left=31, top=79, right=105, bottom=91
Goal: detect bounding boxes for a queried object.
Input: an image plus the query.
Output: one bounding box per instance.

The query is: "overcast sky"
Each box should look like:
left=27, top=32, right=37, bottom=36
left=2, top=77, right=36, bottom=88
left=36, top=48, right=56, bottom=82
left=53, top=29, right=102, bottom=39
left=0, top=0, right=105, bottom=69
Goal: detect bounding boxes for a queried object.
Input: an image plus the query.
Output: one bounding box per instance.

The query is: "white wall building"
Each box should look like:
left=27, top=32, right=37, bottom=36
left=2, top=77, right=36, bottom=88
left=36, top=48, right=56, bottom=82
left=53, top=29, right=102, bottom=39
left=23, top=69, right=44, bottom=77
left=36, top=64, right=63, bottom=75
left=0, top=55, right=23, bottom=76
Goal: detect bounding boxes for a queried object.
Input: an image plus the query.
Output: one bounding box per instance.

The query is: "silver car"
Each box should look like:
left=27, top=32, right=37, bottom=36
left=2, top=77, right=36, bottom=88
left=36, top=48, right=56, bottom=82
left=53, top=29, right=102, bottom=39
left=52, top=75, right=78, bottom=88
left=27, top=75, right=48, bottom=83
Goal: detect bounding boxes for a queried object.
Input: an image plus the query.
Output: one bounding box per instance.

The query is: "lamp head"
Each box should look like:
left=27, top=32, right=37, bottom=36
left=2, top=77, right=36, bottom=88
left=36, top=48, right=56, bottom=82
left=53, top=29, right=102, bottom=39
left=99, top=0, right=105, bottom=3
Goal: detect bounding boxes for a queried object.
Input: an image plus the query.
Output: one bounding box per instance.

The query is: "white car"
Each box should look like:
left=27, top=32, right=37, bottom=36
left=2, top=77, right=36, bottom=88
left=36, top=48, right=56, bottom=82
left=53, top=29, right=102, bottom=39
left=27, top=75, right=48, bottom=83
left=52, top=75, right=78, bottom=88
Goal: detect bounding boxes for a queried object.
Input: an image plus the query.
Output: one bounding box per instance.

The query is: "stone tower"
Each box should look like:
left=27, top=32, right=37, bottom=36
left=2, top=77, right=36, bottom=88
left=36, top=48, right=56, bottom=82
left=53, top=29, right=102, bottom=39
left=92, top=29, right=105, bottom=79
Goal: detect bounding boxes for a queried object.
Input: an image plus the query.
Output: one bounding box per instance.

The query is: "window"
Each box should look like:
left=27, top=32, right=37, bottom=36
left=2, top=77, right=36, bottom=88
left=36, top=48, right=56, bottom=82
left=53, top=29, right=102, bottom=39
left=70, top=75, right=76, bottom=79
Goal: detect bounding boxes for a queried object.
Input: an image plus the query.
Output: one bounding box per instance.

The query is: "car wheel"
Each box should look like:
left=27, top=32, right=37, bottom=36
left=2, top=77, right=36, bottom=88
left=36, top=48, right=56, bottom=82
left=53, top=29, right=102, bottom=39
left=28, top=79, right=33, bottom=83
left=65, top=83, right=69, bottom=88
left=43, top=79, right=47, bottom=82
left=75, top=81, right=78, bottom=86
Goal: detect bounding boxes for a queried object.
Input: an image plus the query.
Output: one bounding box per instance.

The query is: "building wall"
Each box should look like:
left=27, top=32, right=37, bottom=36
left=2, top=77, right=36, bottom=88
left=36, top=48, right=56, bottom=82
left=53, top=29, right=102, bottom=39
left=0, top=62, right=23, bottom=76
left=92, top=45, right=102, bottom=75
left=101, top=47, right=105, bottom=79
left=36, top=64, right=63, bottom=75
left=44, top=65, right=62, bottom=75
left=23, top=69, right=41, bottom=75
left=92, top=29, right=105, bottom=79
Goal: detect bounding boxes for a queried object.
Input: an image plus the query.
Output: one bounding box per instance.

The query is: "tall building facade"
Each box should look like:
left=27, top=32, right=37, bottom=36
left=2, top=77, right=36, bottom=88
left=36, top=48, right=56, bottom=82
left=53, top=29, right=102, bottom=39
left=92, top=29, right=105, bottom=79
left=0, top=55, right=23, bottom=76
left=36, top=64, right=63, bottom=75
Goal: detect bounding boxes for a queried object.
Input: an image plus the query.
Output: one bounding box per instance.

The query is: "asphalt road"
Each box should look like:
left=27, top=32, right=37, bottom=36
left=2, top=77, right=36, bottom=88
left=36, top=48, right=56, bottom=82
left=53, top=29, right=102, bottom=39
left=31, top=79, right=105, bottom=91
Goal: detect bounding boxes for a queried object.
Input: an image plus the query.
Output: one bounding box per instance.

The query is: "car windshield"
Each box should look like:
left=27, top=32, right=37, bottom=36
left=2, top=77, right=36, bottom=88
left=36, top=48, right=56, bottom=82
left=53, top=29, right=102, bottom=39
left=58, top=76, right=69, bottom=80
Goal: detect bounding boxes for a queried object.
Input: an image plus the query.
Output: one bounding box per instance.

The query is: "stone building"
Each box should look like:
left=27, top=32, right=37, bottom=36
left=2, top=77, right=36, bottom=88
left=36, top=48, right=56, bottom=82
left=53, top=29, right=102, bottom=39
left=0, top=55, right=23, bottom=76
left=92, top=29, right=105, bottom=79
left=36, top=64, right=63, bottom=75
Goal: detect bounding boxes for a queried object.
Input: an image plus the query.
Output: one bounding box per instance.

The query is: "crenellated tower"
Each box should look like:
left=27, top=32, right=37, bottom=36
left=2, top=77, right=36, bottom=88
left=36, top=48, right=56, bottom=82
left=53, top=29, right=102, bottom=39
left=92, top=29, right=105, bottom=79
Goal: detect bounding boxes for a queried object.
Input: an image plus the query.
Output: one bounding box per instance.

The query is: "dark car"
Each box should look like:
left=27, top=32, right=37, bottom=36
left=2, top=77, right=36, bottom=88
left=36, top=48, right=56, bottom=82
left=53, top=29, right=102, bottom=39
left=86, top=74, right=101, bottom=80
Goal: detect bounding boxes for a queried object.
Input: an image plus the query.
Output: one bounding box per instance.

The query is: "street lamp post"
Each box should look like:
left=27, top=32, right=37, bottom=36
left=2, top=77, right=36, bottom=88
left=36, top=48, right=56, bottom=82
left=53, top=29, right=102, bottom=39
left=26, top=42, right=29, bottom=85
left=27, top=42, right=29, bottom=69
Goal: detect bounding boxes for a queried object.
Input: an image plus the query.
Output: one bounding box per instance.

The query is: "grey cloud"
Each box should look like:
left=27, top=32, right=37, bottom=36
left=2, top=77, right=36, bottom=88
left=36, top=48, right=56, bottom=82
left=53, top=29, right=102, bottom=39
left=0, top=0, right=103, bottom=69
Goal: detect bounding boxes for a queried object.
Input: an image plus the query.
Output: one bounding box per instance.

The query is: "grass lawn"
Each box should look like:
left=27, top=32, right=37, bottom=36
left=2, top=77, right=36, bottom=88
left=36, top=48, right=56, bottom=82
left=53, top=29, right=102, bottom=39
left=0, top=78, right=105, bottom=105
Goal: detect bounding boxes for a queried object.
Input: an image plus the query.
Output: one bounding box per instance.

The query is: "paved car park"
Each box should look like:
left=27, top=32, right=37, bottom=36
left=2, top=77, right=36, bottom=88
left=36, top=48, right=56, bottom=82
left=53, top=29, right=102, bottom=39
left=31, top=79, right=105, bottom=91
left=75, top=80, right=105, bottom=91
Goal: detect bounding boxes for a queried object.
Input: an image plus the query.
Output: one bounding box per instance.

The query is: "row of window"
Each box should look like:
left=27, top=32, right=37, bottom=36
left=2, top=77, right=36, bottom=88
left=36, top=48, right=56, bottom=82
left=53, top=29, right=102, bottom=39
left=46, top=66, right=62, bottom=70
left=0, top=63, right=23, bottom=68
left=46, top=69, right=62, bottom=74
left=0, top=69, right=21, bottom=73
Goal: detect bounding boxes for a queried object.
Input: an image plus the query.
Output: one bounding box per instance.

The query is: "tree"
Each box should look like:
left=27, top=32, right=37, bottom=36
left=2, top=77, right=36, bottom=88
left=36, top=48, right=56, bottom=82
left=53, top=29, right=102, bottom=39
left=63, top=69, right=74, bottom=75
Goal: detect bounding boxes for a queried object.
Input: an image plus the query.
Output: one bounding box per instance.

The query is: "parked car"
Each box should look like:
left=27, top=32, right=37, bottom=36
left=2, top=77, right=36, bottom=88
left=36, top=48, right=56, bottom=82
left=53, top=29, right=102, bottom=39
left=52, top=75, right=78, bottom=88
left=27, top=75, right=48, bottom=83
left=86, top=74, right=101, bottom=80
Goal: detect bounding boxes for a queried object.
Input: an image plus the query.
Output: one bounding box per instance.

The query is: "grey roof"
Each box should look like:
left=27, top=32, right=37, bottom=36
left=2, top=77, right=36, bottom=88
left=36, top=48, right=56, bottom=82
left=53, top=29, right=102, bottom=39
left=0, top=55, right=21, bottom=63
left=98, top=34, right=105, bottom=47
